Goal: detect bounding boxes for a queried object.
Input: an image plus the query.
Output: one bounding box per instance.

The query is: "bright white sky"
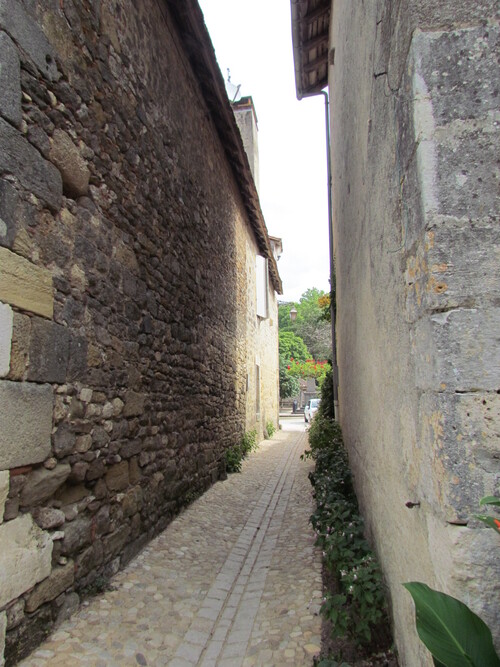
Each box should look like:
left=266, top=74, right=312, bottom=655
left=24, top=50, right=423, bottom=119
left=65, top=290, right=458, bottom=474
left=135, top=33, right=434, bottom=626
left=198, top=0, right=330, bottom=303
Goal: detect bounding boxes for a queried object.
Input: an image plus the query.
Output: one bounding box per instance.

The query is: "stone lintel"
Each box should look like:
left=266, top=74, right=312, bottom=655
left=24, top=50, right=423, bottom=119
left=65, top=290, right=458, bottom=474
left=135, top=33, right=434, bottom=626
left=0, top=247, right=53, bottom=318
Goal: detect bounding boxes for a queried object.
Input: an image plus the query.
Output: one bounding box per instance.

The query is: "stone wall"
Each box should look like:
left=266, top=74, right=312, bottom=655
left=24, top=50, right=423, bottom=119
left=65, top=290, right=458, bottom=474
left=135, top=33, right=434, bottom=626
left=234, top=216, right=279, bottom=438
left=328, top=0, right=499, bottom=664
left=0, top=1, right=279, bottom=663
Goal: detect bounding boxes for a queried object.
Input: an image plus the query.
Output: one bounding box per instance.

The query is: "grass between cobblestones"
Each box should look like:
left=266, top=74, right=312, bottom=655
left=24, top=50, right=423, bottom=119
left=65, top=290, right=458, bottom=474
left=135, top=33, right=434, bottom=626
left=304, top=376, right=398, bottom=666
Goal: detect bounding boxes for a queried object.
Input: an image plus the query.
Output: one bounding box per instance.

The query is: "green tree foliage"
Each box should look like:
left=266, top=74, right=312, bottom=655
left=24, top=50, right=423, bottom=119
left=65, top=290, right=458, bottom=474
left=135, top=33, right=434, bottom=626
left=279, top=287, right=332, bottom=359
left=279, top=355, right=300, bottom=399
left=278, top=330, right=310, bottom=362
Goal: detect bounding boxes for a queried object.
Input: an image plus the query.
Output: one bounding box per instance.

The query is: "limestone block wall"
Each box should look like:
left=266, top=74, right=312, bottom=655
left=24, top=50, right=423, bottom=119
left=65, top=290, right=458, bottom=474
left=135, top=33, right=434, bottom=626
left=257, top=288, right=279, bottom=434
left=235, top=218, right=279, bottom=438
left=328, top=0, right=499, bottom=664
left=0, top=1, right=278, bottom=663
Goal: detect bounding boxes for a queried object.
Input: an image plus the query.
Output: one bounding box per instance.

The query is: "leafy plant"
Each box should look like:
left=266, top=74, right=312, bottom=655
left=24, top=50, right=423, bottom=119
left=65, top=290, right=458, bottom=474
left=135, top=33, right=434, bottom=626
left=279, top=330, right=310, bottom=362
left=240, top=429, right=257, bottom=456
left=404, top=583, right=500, bottom=667
left=225, top=430, right=258, bottom=473
left=405, top=496, right=500, bottom=666
left=265, top=420, right=276, bottom=439
left=314, top=656, right=351, bottom=667
left=306, top=409, right=388, bottom=646
left=279, top=354, right=301, bottom=398
left=225, top=444, right=243, bottom=473
left=474, top=496, right=500, bottom=534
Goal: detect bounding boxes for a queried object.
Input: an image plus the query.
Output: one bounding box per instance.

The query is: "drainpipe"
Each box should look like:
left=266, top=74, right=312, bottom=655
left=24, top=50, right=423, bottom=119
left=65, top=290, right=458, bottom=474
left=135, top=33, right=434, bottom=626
left=319, top=90, right=339, bottom=421
left=291, top=2, right=338, bottom=419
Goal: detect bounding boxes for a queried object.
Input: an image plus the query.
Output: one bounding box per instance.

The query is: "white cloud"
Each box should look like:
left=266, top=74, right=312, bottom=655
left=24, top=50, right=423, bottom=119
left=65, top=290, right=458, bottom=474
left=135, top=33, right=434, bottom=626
left=199, top=0, right=331, bottom=302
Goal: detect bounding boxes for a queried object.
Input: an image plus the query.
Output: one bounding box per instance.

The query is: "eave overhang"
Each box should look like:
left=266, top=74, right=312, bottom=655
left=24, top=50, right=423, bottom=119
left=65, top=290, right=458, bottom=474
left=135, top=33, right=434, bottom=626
left=165, top=0, right=283, bottom=294
left=290, top=0, right=331, bottom=100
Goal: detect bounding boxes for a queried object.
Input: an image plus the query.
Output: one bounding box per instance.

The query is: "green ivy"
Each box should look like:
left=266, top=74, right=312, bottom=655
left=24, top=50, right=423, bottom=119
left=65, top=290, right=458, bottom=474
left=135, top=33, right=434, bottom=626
left=306, top=414, right=388, bottom=646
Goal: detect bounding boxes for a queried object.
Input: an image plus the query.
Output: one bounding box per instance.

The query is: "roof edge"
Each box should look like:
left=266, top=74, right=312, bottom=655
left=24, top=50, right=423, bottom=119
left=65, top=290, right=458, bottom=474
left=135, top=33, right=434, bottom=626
left=165, top=0, right=283, bottom=294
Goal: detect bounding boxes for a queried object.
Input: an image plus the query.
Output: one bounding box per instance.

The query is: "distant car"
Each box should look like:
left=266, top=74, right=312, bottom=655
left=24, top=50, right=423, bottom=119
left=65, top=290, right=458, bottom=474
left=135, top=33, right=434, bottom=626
left=304, top=398, right=320, bottom=423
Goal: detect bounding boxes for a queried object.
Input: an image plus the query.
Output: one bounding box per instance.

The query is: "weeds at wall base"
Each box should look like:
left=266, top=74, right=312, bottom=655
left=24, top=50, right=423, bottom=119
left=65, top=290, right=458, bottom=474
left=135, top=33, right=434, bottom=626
left=305, top=414, right=398, bottom=666
left=225, top=429, right=259, bottom=473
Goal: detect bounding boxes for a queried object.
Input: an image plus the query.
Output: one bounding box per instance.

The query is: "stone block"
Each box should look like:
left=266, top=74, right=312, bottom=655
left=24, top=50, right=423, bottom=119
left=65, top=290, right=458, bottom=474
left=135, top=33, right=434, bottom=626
left=67, top=334, right=88, bottom=382
left=6, top=598, right=24, bottom=631
left=121, top=486, right=143, bottom=517
left=410, top=27, right=500, bottom=221
left=8, top=311, right=30, bottom=380
left=0, top=611, right=5, bottom=667
left=0, top=247, right=53, bottom=318
left=49, top=129, right=90, bottom=198
left=55, top=482, right=88, bottom=506
left=119, top=439, right=142, bottom=459
left=20, top=464, right=71, bottom=507
left=27, top=317, right=69, bottom=383
left=75, top=434, right=92, bottom=453
left=32, top=506, right=65, bottom=530
left=0, top=513, right=52, bottom=608
left=436, top=123, right=499, bottom=220
left=75, top=542, right=103, bottom=578
left=56, top=591, right=79, bottom=624
left=61, top=514, right=91, bottom=554
left=418, top=391, right=499, bottom=521
left=69, top=461, right=88, bottom=483
left=52, top=422, right=75, bottom=459
left=414, top=308, right=500, bottom=392
left=0, top=179, right=20, bottom=249
left=103, top=524, right=130, bottom=559
left=0, top=380, right=52, bottom=470
left=0, top=471, right=8, bottom=523
left=0, top=32, right=21, bottom=126
left=406, top=216, right=500, bottom=320
left=0, top=0, right=59, bottom=80
left=123, top=390, right=146, bottom=417
left=105, top=460, right=129, bottom=491
left=0, top=118, right=62, bottom=211
left=0, top=303, right=13, bottom=377
left=25, top=560, right=74, bottom=612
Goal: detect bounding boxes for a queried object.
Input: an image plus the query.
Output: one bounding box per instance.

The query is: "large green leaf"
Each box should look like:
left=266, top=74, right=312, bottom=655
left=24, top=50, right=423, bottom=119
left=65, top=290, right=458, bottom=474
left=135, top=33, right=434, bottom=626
left=474, top=514, right=500, bottom=534
left=479, top=496, right=500, bottom=507
left=404, top=583, right=500, bottom=667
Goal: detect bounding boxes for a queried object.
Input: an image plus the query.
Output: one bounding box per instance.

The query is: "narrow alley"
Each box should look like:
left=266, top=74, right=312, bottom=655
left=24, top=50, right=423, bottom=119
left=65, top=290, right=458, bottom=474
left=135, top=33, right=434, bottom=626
left=20, top=419, right=322, bottom=667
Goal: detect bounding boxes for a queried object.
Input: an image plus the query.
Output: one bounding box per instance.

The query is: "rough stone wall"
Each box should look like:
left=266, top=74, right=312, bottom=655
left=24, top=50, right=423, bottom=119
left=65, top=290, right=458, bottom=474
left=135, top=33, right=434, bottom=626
left=0, top=1, right=277, bottom=663
left=235, top=218, right=279, bottom=438
left=257, top=289, right=279, bottom=434
left=328, top=1, right=499, bottom=664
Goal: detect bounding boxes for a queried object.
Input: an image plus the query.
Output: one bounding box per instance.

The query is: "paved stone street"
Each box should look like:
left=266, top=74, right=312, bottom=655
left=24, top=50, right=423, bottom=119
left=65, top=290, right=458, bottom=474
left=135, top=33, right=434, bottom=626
left=21, top=418, right=322, bottom=666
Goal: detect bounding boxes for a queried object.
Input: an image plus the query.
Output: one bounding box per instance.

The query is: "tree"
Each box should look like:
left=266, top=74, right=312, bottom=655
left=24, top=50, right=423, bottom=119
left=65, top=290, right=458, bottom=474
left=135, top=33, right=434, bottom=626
left=279, top=355, right=300, bottom=399
left=278, top=287, right=332, bottom=360
left=278, top=330, right=310, bottom=362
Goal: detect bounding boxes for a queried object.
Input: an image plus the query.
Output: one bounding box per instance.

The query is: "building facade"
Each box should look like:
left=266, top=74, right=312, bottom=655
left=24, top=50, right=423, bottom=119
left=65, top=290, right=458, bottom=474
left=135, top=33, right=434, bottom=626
left=291, top=0, right=499, bottom=664
left=0, top=1, right=280, bottom=662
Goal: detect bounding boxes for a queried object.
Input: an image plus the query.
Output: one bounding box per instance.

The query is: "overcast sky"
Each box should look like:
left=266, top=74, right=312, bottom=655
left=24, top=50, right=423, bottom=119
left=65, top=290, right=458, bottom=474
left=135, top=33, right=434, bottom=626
left=198, top=0, right=331, bottom=303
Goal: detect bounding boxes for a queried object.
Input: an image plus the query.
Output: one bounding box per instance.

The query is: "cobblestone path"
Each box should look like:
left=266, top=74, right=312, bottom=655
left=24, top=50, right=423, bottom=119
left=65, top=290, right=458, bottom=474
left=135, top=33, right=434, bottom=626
left=21, top=420, right=322, bottom=666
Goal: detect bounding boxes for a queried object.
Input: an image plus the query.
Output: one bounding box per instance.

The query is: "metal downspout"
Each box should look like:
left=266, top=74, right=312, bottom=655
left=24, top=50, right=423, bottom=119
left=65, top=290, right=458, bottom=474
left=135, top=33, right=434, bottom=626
left=319, top=90, right=339, bottom=421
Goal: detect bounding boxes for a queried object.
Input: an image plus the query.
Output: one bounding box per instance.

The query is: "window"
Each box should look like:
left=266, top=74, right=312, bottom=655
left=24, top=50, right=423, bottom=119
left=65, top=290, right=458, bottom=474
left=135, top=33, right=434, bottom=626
left=255, top=363, right=261, bottom=415
left=256, top=255, right=268, bottom=318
